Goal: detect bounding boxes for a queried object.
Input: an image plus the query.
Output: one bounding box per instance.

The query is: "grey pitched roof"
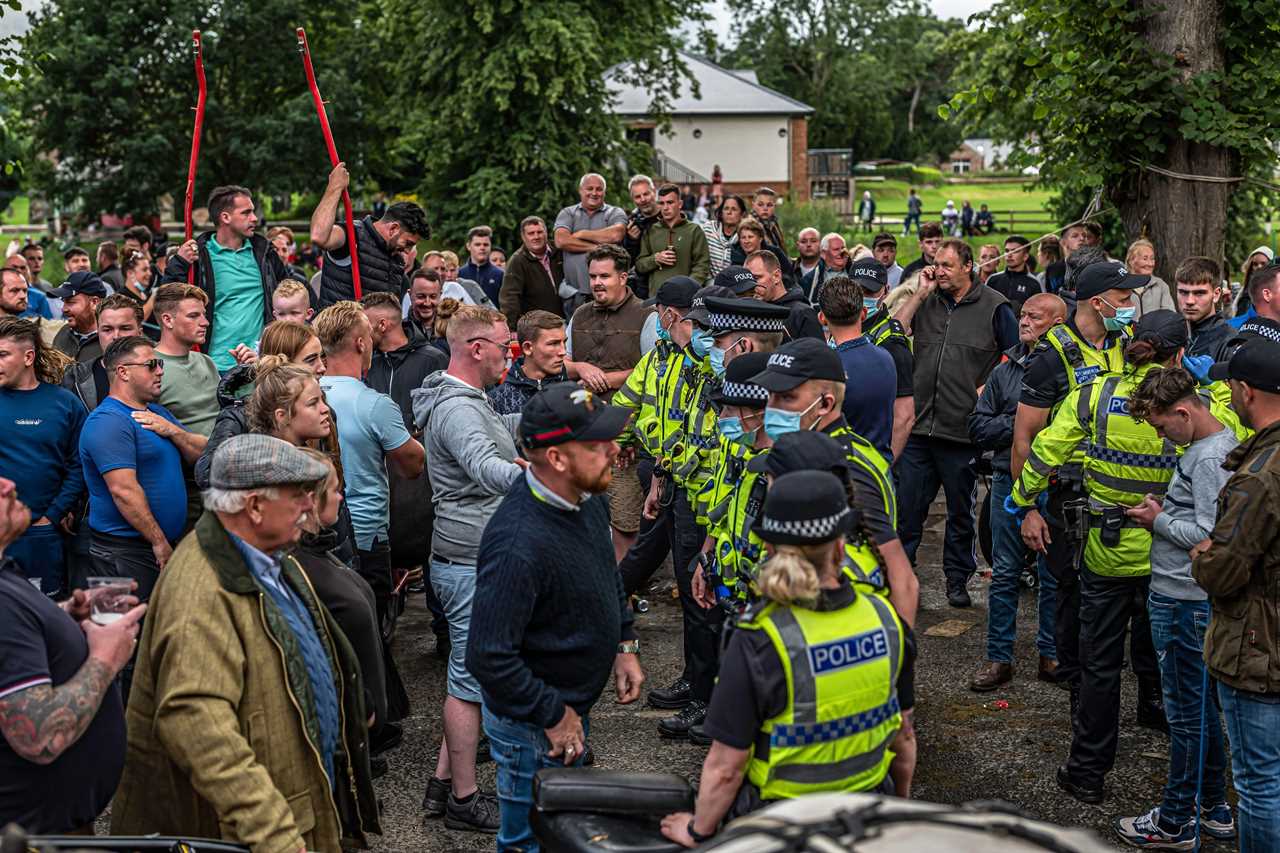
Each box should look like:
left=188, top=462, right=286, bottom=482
left=607, top=52, right=813, bottom=117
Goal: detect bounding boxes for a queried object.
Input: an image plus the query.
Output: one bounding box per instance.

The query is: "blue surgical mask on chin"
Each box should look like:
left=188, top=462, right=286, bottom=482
left=690, top=328, right=714, bottom=358
left=763, top=396, right=824, bottom=440
left=717, top=415, right=755, bottom=446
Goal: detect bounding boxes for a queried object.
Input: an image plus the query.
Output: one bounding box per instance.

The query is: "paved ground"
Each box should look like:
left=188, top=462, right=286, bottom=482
left=365, top=493, right=1236, bottom=851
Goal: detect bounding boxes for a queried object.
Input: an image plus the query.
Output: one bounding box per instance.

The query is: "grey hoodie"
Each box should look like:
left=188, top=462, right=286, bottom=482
left=412, top=371, right=522, bottom=564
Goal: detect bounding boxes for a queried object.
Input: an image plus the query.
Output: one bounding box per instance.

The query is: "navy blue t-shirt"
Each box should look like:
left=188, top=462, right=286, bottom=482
left=834, top=336, right=896, bottom=459
left=0, top=559, right=126, bottom=832
left=0, top=383, right=87, bottom=522
left=78, top=397, right=187, bottom=542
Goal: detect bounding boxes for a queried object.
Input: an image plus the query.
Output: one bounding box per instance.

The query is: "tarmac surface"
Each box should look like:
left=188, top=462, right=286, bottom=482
left=363, top=493, right=1238, bottom=852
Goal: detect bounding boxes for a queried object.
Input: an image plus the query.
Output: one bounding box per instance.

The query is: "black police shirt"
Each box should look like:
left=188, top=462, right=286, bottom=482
left=0, top=560, right=126, bottom=832
left=1019, top=316, right=1125, bottom=409
left=986, top=269, right=1043, bottom=313
left=868, top=312, right=915, bottom=399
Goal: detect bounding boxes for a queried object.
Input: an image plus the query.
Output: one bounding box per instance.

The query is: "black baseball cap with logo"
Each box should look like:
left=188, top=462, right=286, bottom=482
left=715, top=265, right=758, bottom=296
left=848, top=258, right=888, bottom=293
left=48, top=271, right=109, bottom=299
left=749, top=338, right=846, bottom=392
left=1074, top=261, right=1150, bottom=300
left=644, top=276, right=699, bottom=308
left=686, top=285, right=737, bottom=327
left=1208, top=336, right=1280, bottom=393
left=519, top=382, right=631, bottom=449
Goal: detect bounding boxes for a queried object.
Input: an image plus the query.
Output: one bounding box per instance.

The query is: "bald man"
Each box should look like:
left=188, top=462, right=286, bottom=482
left=968, top=291, right=1067, bottom=692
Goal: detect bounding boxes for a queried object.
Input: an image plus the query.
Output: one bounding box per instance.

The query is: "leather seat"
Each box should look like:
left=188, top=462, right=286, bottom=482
left=532, top=769, right=693, bottom=853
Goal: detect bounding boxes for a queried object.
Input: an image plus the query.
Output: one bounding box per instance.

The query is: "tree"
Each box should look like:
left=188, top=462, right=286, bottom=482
left=373, top=0, right=702, bottom=248
left=15, top=0, right=373, bottom=221
left=719, top=0, right=962, bottom=163
left=946, top=0, right=1280, bottom=281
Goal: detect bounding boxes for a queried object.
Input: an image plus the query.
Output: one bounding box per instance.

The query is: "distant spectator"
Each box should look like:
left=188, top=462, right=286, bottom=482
left=961, top=200, right=975, bottom=237
left=165, top=185, right=289, bottom=372
left=804, top=231, right=850, bottom=306
left=941, top=201, right=960, bottom=236
left=489, top=247, right=507, bottom=270
left=407, top=269, right=450, bottom=354
left=903, top=188, right=923, bottom=236
left=793, top=227, right=821, bottom=283
left=751, top=186, right=785, bottom=249
left=4, top=253, right=52, bottom=320
left=63, top=247, right=91, bottom=275
left=977, top=244, right=1000, bottom=286
left=0, top=267, right=29, bottom=319
left=636, top=183, right=710, bottom=291
left=312, top=163, right=429, bottom=308
left=1176, top=257, right=1232, bottom=363
left=745, top=248, right=822, bottom=341
left=119, top=250, right=153, bottom=311
left=818, top=272, right=896, bottom=459
left=859, top=190, right=877, bottom=232
left=96, top=242, right=124, bottom=293
left=500, top=216, right=565, bottom=328
left=1036, top=235, right=1062, bottom=289
left=46, top=272, right=107, bottom=363
left=267, top=225, right=307, bottom=283
left=1234, top=246, right=1274, bottom=317
left=702, top=193, right=747, bottom=278
left=80, top=336, right=206, bottom=601
left=901, top=221, right=943, bottom=282
left=554, top=173, right=628, bottom=315
left=459, top=225, right=505, bottom=306
left=121, top=225, right=153, bottom=261
left=19, top=244, right=61, bottom=318
left=426, top=250, right=493, bottom=308
left=488, top=310, right=568, bottom=416
left=974, top=204, right=995, bottom=235
left=622, top=175, right=661, bottom=298
left=731, top=217, right=795, bottom=286
left=1043, top=223, right=1087, bottom=296
left=986, top=236, right=1043, bottom=313
left=0, top=318, right=84, bottom=595
left=269, top=278, right=313, bottom=324
left=1125, top=239, right=1176, bottom=318
left=0, top=474, right=143, bottom=833
left=873, top=232, right=904, bottom=287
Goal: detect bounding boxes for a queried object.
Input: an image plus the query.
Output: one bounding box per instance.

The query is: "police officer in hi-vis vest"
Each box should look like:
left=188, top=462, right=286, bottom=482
left=659, top=470, right=906, bottom=848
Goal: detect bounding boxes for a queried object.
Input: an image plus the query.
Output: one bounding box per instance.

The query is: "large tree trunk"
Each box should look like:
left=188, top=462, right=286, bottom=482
left=1117, top=0, right=1234, bottom=286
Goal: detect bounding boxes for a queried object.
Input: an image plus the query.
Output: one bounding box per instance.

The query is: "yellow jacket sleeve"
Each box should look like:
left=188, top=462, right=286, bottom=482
left=1012, top=385, right=1091, bottom=507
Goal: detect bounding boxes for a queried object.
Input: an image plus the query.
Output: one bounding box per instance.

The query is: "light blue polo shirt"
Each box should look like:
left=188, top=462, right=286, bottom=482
left=207, top=236, right=265, bottom=371
left=318, top=376, right=411, bottom=550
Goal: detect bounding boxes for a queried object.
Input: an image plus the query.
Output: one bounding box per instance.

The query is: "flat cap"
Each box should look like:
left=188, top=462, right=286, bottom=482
left=210, top=434, right=331, bottom=490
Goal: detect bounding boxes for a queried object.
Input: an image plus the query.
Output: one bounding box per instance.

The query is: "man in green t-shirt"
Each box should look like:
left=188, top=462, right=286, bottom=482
left=153, top=283, right=221, bottom=437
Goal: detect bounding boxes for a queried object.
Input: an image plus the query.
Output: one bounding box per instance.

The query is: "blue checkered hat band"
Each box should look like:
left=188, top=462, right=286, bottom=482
left=761, top=509, right=848, bottom=539
left=721, top=380, right=768, bottom=402
left=709, top=311, right=786, bottom=332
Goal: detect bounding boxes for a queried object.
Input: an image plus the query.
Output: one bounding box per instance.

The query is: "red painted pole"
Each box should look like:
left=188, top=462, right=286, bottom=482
left=297, top=27, right=362, bottom=299
left=184, top=30, right=206, bottom=285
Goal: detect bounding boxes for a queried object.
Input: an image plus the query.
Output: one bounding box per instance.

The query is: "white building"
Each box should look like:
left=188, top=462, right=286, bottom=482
left=606, top=52, right=815, bottom=200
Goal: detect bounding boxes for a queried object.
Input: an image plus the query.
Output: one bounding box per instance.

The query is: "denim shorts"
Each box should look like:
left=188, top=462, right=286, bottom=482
left=430, top=557, right=482, bottom=703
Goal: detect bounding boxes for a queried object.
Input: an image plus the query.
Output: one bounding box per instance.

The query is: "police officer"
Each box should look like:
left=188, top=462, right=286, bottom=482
left=1012, top=260, right=1139, bottom=692
left=1010, top=310, right=1189, bottom=804
left=852, top=258, right=916, bottom=460
left=659, top=470, right=906, bottom=848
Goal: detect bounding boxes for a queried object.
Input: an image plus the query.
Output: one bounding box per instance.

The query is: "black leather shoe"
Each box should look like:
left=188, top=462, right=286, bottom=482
left=947, top=580, right=972, bottom=608
left=370, top=755, right=389, bottom=779
left=648, top=677, right=695, bottom=710
left=1056, top=765, right=1104, bottom=805
left=371, top=721, right=403, bottom=756
left=657, top=700, right=707, bottom=739
left=1136, top=696, right=1169, bottom=734
left=688, top=724, right=713, bottom=746
left=422, top=776, right=450, bottom=819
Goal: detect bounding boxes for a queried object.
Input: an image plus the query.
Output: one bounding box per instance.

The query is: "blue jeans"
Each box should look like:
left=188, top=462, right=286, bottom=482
left=8, top=522, right=65, bottom=597
left=985, top=472, right=1057, bottom=662
left=1218, top=682, right=1280, bottom=852
left=1147, top=592, right=1227, bottom=826
left=483, top=706, right=589, bottom=852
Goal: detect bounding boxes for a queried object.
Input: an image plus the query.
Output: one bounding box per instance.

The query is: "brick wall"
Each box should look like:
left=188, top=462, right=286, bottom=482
left=789, top=117, right=809, bottom=202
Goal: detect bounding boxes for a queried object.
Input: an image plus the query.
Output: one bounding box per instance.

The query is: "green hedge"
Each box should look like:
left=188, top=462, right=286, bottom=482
left=856, top=164, right=945, bottom=186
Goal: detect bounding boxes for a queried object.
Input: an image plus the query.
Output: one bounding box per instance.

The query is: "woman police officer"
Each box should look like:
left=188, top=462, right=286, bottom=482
left=660, top=470, right=906, bottom=847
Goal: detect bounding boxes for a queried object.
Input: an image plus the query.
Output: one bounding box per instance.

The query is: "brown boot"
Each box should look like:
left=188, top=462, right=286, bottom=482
left=1037, top=656, right=1060, bottom=683
left=968, top=661, right=1013, bottom=693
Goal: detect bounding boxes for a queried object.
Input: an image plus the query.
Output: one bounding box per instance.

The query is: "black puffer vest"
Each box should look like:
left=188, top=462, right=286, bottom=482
left=319, top=216, right=407, bottom=308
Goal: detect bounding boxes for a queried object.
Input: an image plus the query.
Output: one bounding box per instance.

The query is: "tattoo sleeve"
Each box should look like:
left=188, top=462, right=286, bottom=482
left=0, top=658, right=116, bottom=765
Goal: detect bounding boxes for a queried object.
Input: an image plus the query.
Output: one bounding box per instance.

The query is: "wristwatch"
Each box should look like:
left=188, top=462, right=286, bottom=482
left=687, top=818, right=713, bottom=844
left=617, top=640, right=641, bottom=654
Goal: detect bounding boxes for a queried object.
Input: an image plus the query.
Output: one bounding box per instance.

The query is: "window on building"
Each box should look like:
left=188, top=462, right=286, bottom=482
left=952, top=160, right=971, bottom=174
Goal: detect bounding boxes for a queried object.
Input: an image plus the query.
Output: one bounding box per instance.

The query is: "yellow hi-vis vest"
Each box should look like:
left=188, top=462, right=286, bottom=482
left=743, top=591, right=904, bottom=799
left=1040, top=323, right=1129, bottom=470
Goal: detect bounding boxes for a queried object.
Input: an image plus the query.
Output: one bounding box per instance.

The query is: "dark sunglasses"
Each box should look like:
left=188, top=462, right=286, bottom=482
left=118, top=359, right=162, bottom=372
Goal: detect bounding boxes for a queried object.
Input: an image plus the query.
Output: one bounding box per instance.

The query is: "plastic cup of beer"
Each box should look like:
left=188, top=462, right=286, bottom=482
left=87, top=577, right=133, bottom=625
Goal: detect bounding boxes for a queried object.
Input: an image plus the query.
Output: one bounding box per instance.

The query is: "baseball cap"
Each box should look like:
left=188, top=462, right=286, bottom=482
left=715, top=265, right=758, bottom=296
left=848, top=258, right=888, bottom=293
left=1073, top=261, right=1150, bottom=300
left=686, top=285, right=737, bottom=327
left=519, top=382, right=631, bottom=449
left=749, top=338, right=846, bottom=392
left=643, top=276, right=698, bottom=308
left=746, top=430, right=849, bottom=475
left=1208, top=337, right=1280, bottom=393
left=872, top=233, right=897, bottom=250
left=751, top=470, right=856, bottom=546
left=1132, top=309, right=1189, bottom=351
left=48, top=271, right=109, bottom=299
left=209, top=434, right=331, bottom=490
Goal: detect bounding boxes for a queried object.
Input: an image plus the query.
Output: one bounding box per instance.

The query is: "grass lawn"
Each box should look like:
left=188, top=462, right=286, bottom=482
left=855, top=179, right=1054, bottom=216
left=0, top=195, right=30, bottom=225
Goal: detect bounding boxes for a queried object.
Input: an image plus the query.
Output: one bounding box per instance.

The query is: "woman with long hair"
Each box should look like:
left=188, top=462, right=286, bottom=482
left=660, top=471, right=906, bottom=847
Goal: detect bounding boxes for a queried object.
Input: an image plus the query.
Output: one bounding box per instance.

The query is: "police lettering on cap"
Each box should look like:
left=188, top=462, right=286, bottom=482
left=750, top=337, right=847, bottom=392
left=715, top=264, right=758, bottom=296
left=520, top=382, right=632, bottom=449
left=686, top=284, right=738, bottom=326
left=1208, top=336, right=1280, bottom=393
left=704, top=295, right=789, bottom=334
left=752, top=470, right=856, bottom=546
left=643, top=275, right=699, bottom=308
left=1074, top=261, right=1150, bottom=300
left=848, top=259, right=887, bottom=292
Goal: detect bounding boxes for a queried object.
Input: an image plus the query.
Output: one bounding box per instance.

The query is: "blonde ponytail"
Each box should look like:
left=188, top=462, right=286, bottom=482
left=757, top=543, right=826, bottom=607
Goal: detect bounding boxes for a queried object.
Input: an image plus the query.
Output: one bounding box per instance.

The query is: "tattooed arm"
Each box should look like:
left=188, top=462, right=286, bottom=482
left=0, top=602, right=145, bottom=765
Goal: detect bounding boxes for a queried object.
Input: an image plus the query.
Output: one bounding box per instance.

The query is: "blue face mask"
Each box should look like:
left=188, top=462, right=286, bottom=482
left=717, top=415, right=754, bottom=446
left=763, top=396, right=824, bottom=440
left=690, top=328, right=714, bottom=358
left=863, top=297, right=881, bottom=314
left=656, top=322, right=672, bottom=343
left=1100, top=298, right=1137, bottom=332
left=709, top=345, right=728, bottom=376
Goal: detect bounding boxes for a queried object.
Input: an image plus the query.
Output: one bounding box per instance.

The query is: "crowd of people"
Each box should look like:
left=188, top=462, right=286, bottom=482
left=0, top=169, right=1278, bottom=853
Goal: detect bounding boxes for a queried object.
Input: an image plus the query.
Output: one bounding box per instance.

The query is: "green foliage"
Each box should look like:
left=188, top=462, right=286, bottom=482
left=14, top=0, right=377, bottom=221
left=858, top=164, right=944, bottom=185
left=776, top=200, right=846, bottom=244
left=374, top=0, right=702, bottom=248
left=718, top=0, right=964, bottom=164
